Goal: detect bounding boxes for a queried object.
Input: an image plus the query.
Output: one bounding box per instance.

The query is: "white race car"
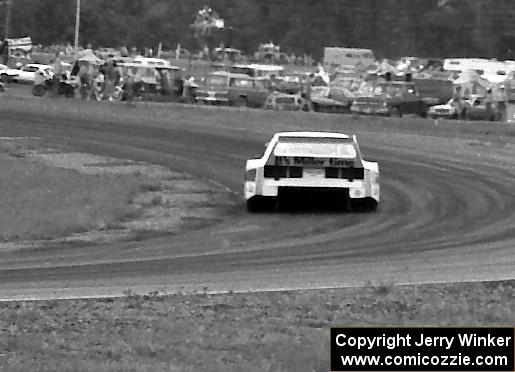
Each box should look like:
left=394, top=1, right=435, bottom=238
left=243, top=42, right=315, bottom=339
left=244, top=131, right=380, bottom=211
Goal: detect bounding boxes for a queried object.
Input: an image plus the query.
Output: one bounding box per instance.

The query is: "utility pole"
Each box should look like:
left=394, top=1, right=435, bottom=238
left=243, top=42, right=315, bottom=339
left=74, top=0, right=80, bottom=56
left=3, top=0, right=10, bottom=40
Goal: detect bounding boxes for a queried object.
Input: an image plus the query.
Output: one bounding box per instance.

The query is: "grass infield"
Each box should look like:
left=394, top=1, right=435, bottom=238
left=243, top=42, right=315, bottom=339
left=0, top=155, right=141, bottom=242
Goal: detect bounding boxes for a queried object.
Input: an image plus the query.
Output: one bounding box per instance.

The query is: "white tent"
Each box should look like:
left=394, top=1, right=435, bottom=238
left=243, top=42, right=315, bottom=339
left=77, top=49, right=103, bottom=64
left=454, top=69, right=491, bottom=95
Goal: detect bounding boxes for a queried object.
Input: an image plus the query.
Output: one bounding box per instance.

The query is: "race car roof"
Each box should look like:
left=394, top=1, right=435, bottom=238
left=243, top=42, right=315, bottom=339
left=275, top=131, right=351, bottom=139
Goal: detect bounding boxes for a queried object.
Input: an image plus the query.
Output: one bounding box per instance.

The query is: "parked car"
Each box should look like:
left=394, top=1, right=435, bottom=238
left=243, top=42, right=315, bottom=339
left=195, top=71, right=233, bottom=105
left=264, top=92, right=306, bottom=111
left=427, top=99, right=459, bottom=119
left=428, top=95, right=502, bottom=121
left=227, top=75, right=269, bottom=108
left=310, top=86, right=353, bottom=114
left=1, top=63, right=53, bottom=84
left=351, top=81, right=427, bottom=117
left=465, top=95, right=502, bottom=121
left=413, top=78, right=454, bottom=106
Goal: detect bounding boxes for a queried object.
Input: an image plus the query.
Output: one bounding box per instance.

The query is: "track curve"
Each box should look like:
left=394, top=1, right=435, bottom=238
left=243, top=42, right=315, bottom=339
left=1, top=102, right=515, bottom=299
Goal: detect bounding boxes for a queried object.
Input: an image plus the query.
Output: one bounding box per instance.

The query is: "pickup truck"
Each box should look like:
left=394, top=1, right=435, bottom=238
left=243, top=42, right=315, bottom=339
left=351, top=81, right=427, bottom=117
left=413, top=78, right=454, bottom=106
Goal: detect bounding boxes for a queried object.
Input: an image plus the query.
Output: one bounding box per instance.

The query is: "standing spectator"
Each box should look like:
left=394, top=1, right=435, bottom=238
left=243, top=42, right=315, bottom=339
left=497, top=85, right=508, bottom=122
left=451, top=85, right=464, bottom=119
left=65, top=42, right=73, bottom=56
left=51, top=53, right=65, bottom=97
left=182, top=75, right=195, bottom=102
left=91, top=69, right=104, bottom=101
left=77, top=63, right=92, bottom=100
left=103, top=60, right=117, bottom=101
left=160, top=69, right=171, bottom=96
left=123, top=69, right=135, bottom=102
left=202, top=45, right=210, bottom=60
left=268, top=74, right=278, bottom=92
left=302, top=73, right=314, bottom=111
left=485, top=88, right=495, bottom=119
left=289, top=53, right=296, bottom=65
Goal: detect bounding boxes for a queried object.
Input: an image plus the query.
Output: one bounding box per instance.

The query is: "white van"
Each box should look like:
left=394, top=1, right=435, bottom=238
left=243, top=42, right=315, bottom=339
left=323, top=47, right=375, bottom=73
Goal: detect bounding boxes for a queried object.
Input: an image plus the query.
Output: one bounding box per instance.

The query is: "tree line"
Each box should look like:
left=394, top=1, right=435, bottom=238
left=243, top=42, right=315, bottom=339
left=4, top=0, right=515, bottom=61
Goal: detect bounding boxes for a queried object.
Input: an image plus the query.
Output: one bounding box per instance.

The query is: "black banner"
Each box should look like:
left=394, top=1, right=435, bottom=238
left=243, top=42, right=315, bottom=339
left=331, top=327, right=515, bottom=371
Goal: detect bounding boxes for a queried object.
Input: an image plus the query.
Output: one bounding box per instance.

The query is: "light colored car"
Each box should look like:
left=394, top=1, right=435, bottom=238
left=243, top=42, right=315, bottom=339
left=428, top=95, right=502, bottom=121
left=427, top=99, right=459, bottom=119
left=244, top=131, right=380, bottom=212
left=1, top=63, right=53, bottom=83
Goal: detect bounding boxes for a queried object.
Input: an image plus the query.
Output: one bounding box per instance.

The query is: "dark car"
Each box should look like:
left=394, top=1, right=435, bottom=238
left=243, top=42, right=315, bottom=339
left=465, top=95, right=502, bottom=121
left=413, top=78, right=454, bottom=106
left=227, top=76, right=269, bottom=108
left=311, top=86, right=353, bottom=114
left=351, top=81, right=427, bottom=117
left=195, top=71, right=232, bottom=105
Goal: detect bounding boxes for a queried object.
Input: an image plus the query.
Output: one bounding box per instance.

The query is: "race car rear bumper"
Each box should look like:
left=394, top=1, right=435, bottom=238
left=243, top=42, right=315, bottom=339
left=245, top=179, right=379, bottom=202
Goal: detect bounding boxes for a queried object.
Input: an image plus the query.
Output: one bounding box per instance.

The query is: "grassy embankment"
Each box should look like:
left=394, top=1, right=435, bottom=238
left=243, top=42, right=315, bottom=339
left=1, top=281, right=514, bottom=371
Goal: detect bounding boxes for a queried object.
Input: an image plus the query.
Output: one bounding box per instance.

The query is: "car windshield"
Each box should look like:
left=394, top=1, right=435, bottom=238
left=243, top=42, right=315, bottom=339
left=273, top=138, right=357, bottom=158
left=231, top=78, right=253, bottom=88
left=230, top=67, right=254, bottom=76
left=205, top=75, right=228, bottom=86
left=377, top=83, right=405, bottom=96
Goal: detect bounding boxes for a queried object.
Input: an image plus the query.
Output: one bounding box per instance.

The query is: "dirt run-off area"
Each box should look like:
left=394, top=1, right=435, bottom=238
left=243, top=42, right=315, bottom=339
left=0, top=136, right=234, bottom=250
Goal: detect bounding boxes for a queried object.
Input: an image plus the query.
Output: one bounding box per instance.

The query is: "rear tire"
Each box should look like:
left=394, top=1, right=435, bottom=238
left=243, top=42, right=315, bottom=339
left=1, top=73, right=11, bottom=83
left=390, top=106, right=402, bottom=117
left=32, top=84, right=47, bottom=97
left=64, top=86, right=75, bottom=98
left=351, top=198, right=378, bottom=213
left=246, top=196, right=277, bottom=212
left=237, top=96, right=248, bottom=107
left=246, top=197, right=261, bottom=212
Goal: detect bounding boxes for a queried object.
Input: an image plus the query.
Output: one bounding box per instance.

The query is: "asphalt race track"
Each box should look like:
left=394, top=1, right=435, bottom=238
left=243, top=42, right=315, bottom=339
left=1, top=102, right=515, bottom=300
